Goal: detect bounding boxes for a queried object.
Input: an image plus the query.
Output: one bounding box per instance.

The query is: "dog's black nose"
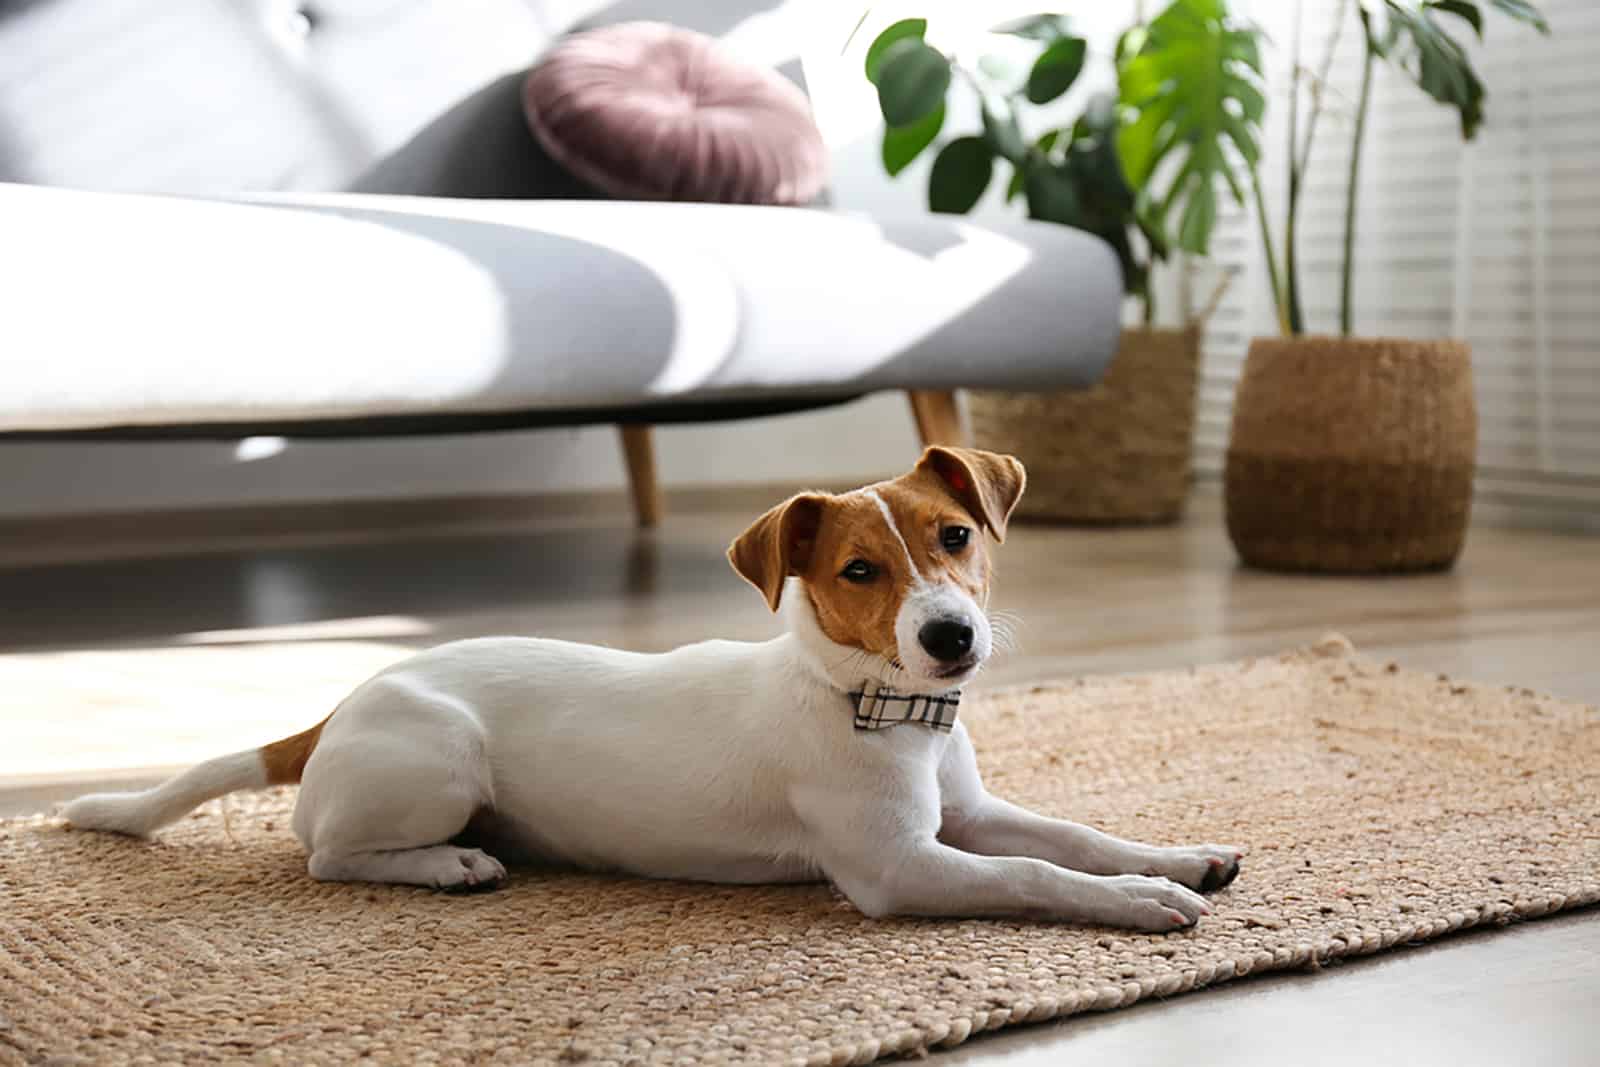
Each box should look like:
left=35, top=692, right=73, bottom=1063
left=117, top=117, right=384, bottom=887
left=918, top=619, right=974, bottom=663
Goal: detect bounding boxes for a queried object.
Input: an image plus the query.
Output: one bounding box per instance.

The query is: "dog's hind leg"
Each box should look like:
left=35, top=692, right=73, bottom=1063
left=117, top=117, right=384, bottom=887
left=308, top=842, right=506, bottom=891
left=293, top=678, right=506, bottom=891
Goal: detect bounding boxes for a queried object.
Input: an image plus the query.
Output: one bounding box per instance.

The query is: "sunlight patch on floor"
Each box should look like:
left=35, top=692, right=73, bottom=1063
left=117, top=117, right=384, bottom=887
left=175, top=615, right=434, bottom=645
left=0, top=641, right=412, bottom=778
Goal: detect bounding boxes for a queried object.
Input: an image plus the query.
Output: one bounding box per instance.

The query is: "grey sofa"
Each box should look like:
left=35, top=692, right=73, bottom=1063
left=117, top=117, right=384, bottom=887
left=0, top=0, right=1123, bottom=525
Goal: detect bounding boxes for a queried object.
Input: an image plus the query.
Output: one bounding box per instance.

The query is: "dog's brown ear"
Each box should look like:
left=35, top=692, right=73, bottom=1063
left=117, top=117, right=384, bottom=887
left=917, top=447, right=1027, bottom=542
left=727, top=493, right=828, bottom=611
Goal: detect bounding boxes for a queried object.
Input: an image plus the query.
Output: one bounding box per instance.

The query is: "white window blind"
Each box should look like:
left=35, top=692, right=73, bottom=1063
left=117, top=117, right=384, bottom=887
left=1191, top=0, right=1600, bottom=524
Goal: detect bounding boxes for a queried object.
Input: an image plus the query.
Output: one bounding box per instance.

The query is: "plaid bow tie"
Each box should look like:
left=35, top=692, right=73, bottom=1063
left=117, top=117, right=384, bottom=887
left=848, top=684, right=961, bottom=733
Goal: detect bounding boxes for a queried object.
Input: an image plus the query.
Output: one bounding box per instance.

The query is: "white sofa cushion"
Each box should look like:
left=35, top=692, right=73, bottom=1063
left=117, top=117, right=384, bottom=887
left=0, top=184, right=1122, bottom=433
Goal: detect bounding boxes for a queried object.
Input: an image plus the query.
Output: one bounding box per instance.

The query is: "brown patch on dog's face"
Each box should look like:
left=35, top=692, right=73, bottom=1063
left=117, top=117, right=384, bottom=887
left=727, top=447, right=1025, bottom=671
left=797, top=477, right=992, bottom=660
left=793, top=492, right=913, bottom=660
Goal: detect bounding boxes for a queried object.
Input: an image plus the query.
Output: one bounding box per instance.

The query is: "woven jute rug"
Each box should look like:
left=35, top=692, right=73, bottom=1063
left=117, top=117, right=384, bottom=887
left=3, top=636, right=1596, bottom=1066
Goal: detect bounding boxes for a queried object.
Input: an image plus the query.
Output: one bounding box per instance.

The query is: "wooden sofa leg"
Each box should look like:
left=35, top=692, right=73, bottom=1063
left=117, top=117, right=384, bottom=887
left=618, top=425, right=662, bottom=528
left=907, top=390, right=966, bottom=448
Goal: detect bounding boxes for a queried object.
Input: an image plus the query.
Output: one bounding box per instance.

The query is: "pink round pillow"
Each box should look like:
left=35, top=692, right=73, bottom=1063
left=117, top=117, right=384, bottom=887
left=523, top=22, right=827, bottom=205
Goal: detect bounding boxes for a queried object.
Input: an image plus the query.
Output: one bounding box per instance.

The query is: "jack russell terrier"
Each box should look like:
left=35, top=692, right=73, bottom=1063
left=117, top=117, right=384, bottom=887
left=65, top=447, right=1240, bottom=930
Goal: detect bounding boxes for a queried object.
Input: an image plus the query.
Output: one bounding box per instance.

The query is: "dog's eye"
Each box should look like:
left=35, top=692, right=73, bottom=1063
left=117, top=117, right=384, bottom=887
left=941, top=526, right=971, bottom=552
left=840, top=559, right=878, bottom=583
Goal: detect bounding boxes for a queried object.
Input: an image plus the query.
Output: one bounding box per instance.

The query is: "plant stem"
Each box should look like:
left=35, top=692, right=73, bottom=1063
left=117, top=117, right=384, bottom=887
left=1252, top=167, right=1291, bottom=336
left=1283, top=0, right=1306, bottom=335
left=1341, top=38, right=1376, bottom=337
left=1284, top=185, right=1304, bottom=335
left=840, top=6, right=873, bottom=55
left=1196, top=266, right=1238, bottom=326
left=1296, top=0, right=1348, bottom=179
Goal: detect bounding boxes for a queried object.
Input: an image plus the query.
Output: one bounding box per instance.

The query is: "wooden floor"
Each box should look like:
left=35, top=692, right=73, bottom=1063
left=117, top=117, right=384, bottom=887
left=3, top=490, right=1596, bottom=692
left=2, top=488, right=1596, bottom=1065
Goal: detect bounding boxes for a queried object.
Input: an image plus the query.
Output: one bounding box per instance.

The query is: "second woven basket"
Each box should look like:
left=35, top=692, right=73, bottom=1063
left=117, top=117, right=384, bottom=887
left=1224, top=335, right=1477, bottom=573
left=968, top=326, right=1201, bottom=524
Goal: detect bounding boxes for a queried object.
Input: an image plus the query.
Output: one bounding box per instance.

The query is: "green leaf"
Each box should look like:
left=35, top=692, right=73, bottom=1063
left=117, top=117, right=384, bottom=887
left=1136, top=203, right=1171, bottom=260
left=882, top=104, right=944, bottom=176
left=876, top=41, right=951, bottom=127
left=1222, top=113, right=1261, bottom=167
left=990, top=13, right=1072, bottom=42
left=1177, top=177, right=1217, bottom=253
left=1368, top=2, right=1485, bottom=137
left=1025, top=36, right=1088, bottom=103
left=1115, top=0, right=1266, bottom=256
left=1010, top=129, right=1065, bottom=201
left=981, top=105, right=1027, bottom=163
left=1223, top=29, right=1263, bottom=73
left=1232, top=78, right=1267, bottom=121
left=1065, top=94, right=1140, bottom=223
left=1022, top=164, right=1083, bottom=227
left=864, top=19, right=926, bottom=84
left=1430, top=0, right=1483, bottom=37
left=1176, top=0, right=1225, bottom=19
left=1487, top=0, right=1549, bottom=32
left=1362, top=0, right=1550, bottom=139
left=1010, top=93, right=1153, bottom=293
left=1116, top=90, right=1179, bottom=186
left=928, top=137, right=995, bottom=214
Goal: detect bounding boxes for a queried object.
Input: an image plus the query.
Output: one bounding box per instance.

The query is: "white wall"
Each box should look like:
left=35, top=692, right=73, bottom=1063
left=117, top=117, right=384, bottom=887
left=0, top=1, right=1138, bottom=519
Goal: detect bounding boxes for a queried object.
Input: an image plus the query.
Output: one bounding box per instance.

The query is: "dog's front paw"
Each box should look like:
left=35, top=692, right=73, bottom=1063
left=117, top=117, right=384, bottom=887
left=1143, top=844, right=1244, bottom=894
left=1095, top=874, right=1211, bottom=932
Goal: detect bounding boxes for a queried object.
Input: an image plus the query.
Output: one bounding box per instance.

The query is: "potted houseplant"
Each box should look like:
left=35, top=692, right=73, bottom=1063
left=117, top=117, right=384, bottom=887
left=1224, top=0, right=1548, bottom=572
left=860, top=2, right=1264, bottom=523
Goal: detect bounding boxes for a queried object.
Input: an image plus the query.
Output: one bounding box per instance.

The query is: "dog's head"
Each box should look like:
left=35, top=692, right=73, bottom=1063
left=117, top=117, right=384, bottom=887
left=728, top=447, right=1025, bottom=692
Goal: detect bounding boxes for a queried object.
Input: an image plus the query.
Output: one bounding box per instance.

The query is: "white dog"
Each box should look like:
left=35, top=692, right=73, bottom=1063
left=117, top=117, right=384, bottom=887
left=65, top=447, right=1240, bottom=930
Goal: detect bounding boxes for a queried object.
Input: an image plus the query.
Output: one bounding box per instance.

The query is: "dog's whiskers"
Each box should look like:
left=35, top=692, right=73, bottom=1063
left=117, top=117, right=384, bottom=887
left=988, top=609, right=1023, bottom=656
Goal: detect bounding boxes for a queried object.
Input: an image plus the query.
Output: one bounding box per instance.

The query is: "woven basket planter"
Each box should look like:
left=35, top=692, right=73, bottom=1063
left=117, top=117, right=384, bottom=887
left=968, top=326, right=1200, bottom=523
left=1224, top=335, right=1477, bottom=573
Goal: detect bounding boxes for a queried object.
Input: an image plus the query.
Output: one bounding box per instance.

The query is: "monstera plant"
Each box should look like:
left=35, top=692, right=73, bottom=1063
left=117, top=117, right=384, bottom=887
left=1116, top=0, right=1266, bottom=261
left=857, top=2, right=1265, bottom=524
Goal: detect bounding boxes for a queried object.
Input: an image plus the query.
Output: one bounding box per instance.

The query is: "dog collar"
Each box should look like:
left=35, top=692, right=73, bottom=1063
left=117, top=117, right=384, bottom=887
left=848, top=683, right=961, bottom=733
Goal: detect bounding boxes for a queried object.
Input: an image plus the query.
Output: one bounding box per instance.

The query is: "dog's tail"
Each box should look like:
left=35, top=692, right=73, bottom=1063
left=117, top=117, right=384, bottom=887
left=61, top=718, right=327, bottom=837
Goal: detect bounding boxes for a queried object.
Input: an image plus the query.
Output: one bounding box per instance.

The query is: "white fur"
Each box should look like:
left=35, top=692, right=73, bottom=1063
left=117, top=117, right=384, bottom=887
left=64, top=562, right=1239, bottom=927
left=862, top=489, right=925, bottom=587
left=61, top=750, right=265, bottom=837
